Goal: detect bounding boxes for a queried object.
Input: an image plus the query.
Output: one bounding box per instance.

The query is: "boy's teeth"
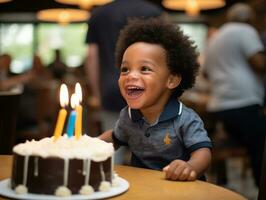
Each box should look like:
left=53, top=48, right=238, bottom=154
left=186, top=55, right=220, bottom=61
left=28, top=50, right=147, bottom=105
left=127, top=86, right=142, bottom=89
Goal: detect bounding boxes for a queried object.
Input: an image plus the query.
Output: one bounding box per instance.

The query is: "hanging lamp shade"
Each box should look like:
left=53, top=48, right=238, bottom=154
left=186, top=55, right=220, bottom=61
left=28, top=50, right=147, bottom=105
left=55, top=0, right=113, bottom=10
left=162, top=0, right=225, bottom=16
left=0, top=0, right=12, bottom=3
left=37, top=8, right=90, bottom=25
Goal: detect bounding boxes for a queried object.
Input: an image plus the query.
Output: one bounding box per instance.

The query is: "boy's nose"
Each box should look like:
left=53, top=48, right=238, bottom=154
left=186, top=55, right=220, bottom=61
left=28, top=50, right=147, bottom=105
left=127, top=71, right=139, bottom=80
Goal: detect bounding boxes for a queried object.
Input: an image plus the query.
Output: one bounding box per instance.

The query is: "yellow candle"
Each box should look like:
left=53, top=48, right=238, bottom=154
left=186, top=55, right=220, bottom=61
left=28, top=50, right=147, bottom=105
left=75, top=104, right=82, bottom=139
left=75, top=82, right=83, bottom=139
left=53, top=84, right=69, bottom=141
left=53, top=108, right=67, bottom=140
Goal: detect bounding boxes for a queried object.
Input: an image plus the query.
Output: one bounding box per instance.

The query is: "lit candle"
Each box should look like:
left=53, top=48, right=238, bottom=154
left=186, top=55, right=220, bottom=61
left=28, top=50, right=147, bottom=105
left=75, top=83, right=83, bottom=139
left=66, top=94, right=78, bottom=138
left=53, top=84, right=69, bottom=141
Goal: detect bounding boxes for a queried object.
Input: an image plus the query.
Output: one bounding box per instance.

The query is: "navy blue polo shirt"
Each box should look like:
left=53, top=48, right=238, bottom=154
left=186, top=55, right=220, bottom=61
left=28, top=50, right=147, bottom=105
left=113, top=98, right=212, bottom=170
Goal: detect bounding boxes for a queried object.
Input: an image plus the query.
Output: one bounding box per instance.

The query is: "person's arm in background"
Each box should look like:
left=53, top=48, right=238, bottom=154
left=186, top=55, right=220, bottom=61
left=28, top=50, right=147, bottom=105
left=0, top=71, right=34, bottom=91
left=85, top=43, right=101, bottom=108
left=248, top=52, right=266, bottom=74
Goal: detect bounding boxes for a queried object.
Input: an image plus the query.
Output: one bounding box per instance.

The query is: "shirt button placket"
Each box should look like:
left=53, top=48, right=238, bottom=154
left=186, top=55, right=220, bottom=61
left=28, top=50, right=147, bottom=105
left=145, top=132, right=150, bottom=137
left=145, top=127, right=151, bottom=137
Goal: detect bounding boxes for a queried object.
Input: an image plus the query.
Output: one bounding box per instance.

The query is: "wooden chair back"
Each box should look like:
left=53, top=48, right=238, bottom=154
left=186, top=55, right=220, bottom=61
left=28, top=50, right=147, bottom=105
left=0, top=90, right=21, bottom=154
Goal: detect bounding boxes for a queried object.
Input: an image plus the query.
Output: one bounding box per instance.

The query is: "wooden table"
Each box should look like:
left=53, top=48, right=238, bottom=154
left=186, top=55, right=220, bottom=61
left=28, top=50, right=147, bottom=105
left=0, top=155, right=247, bottom=200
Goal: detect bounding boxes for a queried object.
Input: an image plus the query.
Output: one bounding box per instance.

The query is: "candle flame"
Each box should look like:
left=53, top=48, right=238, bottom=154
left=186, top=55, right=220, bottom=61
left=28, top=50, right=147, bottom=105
left=75, top=82, right=82, bottom=103
left=70, top=93, right=79, bottom=109
left=60, top=84, right=69, bottom=107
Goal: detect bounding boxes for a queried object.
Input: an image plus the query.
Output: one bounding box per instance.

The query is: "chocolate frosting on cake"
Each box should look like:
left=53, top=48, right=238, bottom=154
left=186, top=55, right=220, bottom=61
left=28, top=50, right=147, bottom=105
left=11, top=154, right=112, bottom=194
left=10, top=135, right=115, bottom=196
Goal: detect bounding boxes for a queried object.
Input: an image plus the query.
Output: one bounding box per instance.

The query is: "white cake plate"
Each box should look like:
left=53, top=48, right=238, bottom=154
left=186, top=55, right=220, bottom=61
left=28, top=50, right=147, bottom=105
left=0, top=178, right=129, bottom=200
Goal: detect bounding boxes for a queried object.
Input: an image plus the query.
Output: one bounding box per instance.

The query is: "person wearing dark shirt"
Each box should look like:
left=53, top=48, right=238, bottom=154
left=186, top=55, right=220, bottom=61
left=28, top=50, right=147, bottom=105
left=85, top=0, right=163, bottom=164
left=48, top=49, right=67, bottom=80
left=203, top=3, right=266, bottom=186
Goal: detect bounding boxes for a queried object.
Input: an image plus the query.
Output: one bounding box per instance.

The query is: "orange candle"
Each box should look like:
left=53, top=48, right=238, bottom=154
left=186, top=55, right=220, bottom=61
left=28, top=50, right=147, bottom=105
left=75, top=83, right=83, bottom=139
left=53, top=84, right=69, bottom=141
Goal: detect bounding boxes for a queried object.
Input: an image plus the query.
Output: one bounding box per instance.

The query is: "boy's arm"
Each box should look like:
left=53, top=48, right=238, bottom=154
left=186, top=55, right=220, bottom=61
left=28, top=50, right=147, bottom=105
left=98, top=130, right=121, bottom=150
left=163, top=147, right=211, bottom=181
left=98, top=129, right=113, bottom=143
left=187, top=147, right=212, bottom=177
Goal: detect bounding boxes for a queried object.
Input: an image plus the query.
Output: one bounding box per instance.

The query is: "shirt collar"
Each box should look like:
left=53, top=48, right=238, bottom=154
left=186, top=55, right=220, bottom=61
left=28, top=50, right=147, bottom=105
left=128, top=98, right=182, bottom=123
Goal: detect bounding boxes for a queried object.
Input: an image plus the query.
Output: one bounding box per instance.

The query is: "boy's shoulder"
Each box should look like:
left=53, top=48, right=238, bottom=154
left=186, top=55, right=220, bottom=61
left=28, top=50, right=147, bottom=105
left=177, top=103, right=202, bottom=123
left=180, top=103, right=199, bottom=115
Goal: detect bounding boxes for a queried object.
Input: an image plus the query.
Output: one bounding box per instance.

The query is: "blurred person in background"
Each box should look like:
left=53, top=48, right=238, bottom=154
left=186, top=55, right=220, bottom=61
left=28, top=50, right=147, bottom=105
left=84, top=0, right=163, bottom=164
left=0, top=54, right=33, bottom=92
left=48, top=49, right=67, bottom=81
left=0, top=54, right=11, bottom=81
left=16, top=54, right=53, bottom=133
left=203, top=3, right=266, bottom=187
left=260, top=32, right=266, bottom=107
left=31, top=54, right=52, bottom=82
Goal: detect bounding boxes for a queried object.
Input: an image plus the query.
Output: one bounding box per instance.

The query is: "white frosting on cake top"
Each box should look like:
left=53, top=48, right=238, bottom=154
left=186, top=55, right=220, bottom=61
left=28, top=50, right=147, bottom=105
left=13, top=135, right=114, bottom=161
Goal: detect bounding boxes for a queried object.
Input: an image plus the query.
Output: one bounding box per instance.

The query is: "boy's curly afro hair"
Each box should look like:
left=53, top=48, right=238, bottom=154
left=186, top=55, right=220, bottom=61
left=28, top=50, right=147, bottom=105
left=115, top=17, right=199, bottom=98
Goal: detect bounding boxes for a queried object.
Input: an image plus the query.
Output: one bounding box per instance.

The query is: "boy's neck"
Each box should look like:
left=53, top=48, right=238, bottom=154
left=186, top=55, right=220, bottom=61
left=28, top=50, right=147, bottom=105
left=143, top=112, right=160, bottom=125
left=140, top=95, right=171, bottom=125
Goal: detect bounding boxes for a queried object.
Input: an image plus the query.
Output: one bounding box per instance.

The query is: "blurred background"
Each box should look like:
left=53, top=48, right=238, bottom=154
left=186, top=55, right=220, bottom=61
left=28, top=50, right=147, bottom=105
left=0, top=1, right=266, bottom=200
left=0, top=0, right=265, bottom=75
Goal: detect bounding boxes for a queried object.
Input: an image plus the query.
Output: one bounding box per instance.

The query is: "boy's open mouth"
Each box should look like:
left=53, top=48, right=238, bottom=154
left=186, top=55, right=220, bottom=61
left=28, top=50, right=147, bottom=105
left=125, top=86, right=145, bottom=97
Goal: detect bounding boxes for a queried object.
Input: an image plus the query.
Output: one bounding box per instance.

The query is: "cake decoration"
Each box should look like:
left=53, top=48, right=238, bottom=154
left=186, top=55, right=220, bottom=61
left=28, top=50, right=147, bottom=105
left=74, top=83, right=83, bottom=139
left=112, top=173, right=121, bottom=187
left=12, top=135, right=115, bottom=196
left=14, top=185, right=27, bottom=195
left=10, top=83, right=118, bottom=197
left=66, top=93, right=77, bottom=137
left=79, top=184, right=94, bottom=195
left=53, top=84, right=68, bottom=140
left=55, top=186, right=71, bottom=197
left=99, top=181, right=111, bottom=192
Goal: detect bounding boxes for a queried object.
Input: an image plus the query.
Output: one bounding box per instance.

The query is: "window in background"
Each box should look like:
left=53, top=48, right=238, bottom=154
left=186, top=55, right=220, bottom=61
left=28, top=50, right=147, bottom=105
left=0, top=22, right=206, bottom=73
left=0, top=23, right=33, bottom=74
left=0, top=22, right=88, bottom=74
left=179, top=23, right=208, bottom=53
left=37, top=23, right=88, bottom=68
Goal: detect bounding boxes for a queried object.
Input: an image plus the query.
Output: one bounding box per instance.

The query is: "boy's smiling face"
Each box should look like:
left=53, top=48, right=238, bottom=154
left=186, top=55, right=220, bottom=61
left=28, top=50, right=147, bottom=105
left=119, top=42, right=181, bottom=117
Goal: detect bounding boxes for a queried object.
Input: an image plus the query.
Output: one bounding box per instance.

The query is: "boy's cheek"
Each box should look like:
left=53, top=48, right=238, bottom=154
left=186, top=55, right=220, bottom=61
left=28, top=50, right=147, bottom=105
left=118, top=77, right=124, bottom=88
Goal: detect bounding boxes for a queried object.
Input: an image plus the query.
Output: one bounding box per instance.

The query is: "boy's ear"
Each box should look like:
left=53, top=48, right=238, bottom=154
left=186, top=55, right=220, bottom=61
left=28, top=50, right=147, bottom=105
left=167, top=74, right=182, bottom=89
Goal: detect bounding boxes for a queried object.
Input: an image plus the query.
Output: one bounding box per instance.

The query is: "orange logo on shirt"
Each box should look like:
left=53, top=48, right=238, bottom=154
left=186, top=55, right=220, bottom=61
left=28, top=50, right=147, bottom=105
left=164, top=133, right=171, bottom=145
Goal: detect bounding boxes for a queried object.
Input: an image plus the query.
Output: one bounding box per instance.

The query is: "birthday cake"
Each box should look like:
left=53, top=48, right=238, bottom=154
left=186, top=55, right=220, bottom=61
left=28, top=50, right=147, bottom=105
left=10, top=135, right=119, bottom=197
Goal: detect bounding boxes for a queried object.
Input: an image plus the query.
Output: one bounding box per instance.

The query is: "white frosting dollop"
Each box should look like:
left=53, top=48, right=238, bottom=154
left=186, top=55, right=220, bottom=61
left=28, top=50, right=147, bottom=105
left=112, top=172, right=120, bottom=187
left=112, top=177, right=120, bottom=187
left=13, top=135, right=114, bottom=161
left=99, top=181, right=111, bottom=192
left=79, top=185, right=94, bottom=195
left=15, top=185, right=28, bottom=194
left=55, top=186, right=72, bottom=197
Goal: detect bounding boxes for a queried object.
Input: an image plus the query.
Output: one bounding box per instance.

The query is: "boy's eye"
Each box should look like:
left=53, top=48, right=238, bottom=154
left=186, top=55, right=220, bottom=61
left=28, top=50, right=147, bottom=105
left=120, top=66, right=129, bottom=74
left=141, top=66, right=152, bottom=72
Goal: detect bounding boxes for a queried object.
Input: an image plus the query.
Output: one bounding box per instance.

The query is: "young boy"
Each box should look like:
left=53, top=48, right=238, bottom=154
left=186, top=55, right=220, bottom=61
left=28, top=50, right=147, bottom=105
left=99, top=17, right=212, bottom=181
